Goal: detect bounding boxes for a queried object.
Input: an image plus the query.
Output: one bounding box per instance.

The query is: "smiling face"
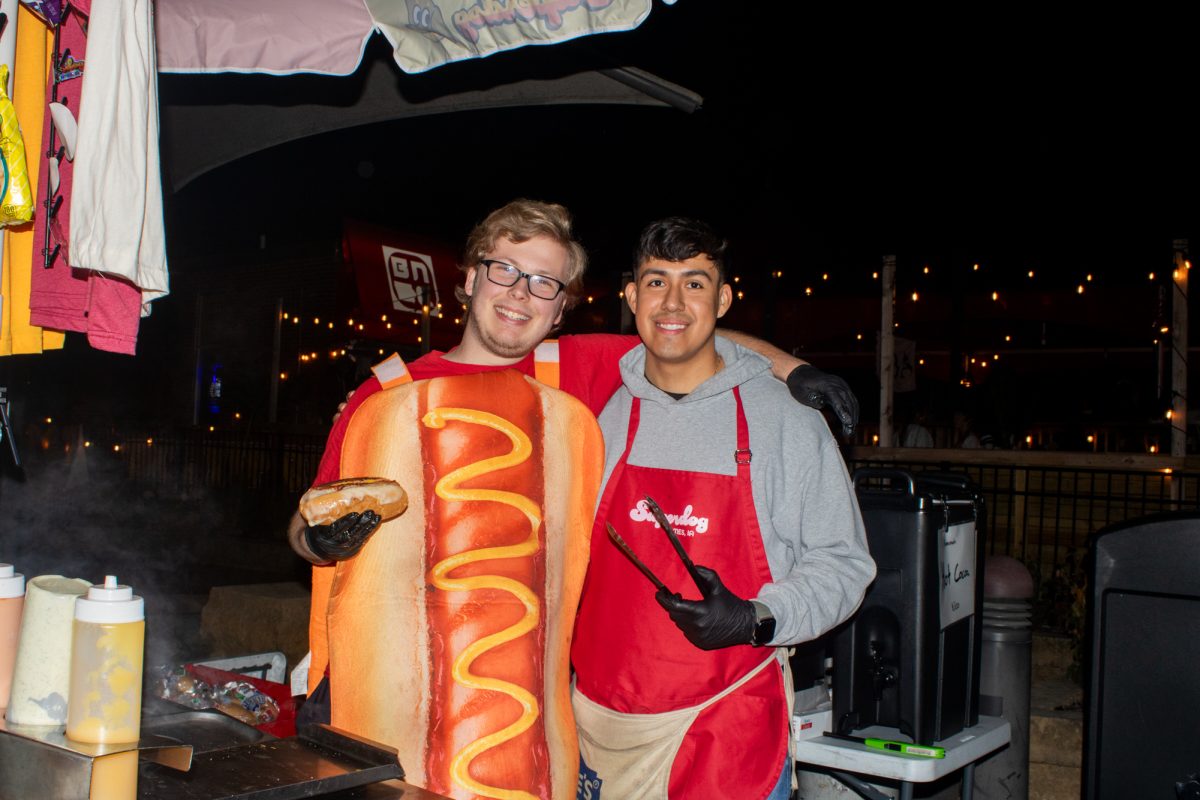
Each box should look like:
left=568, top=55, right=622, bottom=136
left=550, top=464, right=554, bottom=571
left=455, top=234, right=569, bottom=365
left=625, top=254, right=732, bottom=393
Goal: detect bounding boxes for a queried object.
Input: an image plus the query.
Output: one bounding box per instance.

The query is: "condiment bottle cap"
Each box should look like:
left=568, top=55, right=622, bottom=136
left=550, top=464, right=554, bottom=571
left=75, top=575, right=144, bottom=623
left=0, top=564, right=24, bottom=598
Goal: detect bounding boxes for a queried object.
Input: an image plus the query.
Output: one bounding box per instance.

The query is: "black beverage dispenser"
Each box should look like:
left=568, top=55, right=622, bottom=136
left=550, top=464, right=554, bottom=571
left=833, top=470, right=985, bottom=745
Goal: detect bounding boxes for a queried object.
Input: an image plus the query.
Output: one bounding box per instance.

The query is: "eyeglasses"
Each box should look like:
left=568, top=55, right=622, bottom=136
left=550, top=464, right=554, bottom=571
left=480, top=259, right=566, bottom=301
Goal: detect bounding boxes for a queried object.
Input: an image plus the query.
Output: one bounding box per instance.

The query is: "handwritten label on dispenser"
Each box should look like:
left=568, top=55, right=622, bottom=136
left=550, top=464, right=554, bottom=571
left=938, top=521, right=976, bottom=628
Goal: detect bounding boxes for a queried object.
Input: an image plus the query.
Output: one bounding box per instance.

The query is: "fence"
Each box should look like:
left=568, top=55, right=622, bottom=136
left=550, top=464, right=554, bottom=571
left=115, top=432, right=1200, bottom=601
left=846, top=447, right=1200, bottom=594
left=120, top=430, right=325, bottom=498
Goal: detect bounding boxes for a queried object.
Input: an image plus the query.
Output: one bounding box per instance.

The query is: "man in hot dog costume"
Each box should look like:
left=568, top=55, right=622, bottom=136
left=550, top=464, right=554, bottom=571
left=571, top=218, right=876, bottom=800
left=289, top=201, right=860, bottom=800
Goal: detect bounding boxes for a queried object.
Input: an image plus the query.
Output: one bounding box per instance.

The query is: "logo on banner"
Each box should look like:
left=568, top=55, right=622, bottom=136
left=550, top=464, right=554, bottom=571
left=383, top=246, right=440, bottom=314
left=628, top=499, right=710, bottom=537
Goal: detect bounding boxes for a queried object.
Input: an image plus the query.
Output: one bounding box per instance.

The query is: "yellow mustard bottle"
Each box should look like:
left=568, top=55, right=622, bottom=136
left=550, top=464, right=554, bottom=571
left=66, top=575, right=145, bottom=743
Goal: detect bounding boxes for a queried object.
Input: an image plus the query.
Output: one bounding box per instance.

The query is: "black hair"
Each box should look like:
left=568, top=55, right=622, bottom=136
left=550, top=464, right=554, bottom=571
left=634, top=217, right=728, bottom=284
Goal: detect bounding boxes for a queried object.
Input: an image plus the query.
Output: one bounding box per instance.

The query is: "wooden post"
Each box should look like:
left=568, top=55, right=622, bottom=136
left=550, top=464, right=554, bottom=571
left=879, top=255, right=896, bottom=448
left=1171, top=240, right=1189, bottom=457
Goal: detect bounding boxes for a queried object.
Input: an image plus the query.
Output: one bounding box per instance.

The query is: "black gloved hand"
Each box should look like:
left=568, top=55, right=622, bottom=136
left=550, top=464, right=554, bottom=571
left=304, top=510, right=381, bottom=562
left=655, top=565, right=756, bottom=651
left=786, top=364, right=859, bottom=438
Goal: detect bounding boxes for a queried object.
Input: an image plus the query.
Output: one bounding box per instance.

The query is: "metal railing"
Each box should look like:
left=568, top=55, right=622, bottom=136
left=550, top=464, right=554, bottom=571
left=847, top=447, right=1200, bottom=590
left=120, top=430, right=325, bottom=497
left=114, top=433, right=1200, bottom=599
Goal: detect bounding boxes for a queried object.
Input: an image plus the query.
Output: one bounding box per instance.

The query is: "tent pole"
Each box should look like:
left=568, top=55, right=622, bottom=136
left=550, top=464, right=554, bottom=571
left=879, top=255, right=896, bottom=448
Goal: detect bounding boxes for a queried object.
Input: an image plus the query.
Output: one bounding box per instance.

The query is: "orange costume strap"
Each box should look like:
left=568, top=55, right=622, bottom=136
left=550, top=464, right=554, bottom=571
left=368, top=343, right=562, bottom=390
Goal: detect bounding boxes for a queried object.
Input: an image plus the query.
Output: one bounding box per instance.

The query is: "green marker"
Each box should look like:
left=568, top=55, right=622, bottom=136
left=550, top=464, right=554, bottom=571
left=824, top=732, right=946, bottom=759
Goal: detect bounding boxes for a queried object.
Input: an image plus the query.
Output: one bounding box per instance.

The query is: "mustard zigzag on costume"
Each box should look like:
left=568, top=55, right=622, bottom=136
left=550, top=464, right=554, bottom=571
left=422, top=407, right=542, bottom=800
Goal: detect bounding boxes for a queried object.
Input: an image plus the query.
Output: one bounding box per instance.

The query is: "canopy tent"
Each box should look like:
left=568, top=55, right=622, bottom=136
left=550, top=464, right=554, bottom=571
left=2, top=0, right=698, bottom=357
left=155, top=0, right=701, bottom=189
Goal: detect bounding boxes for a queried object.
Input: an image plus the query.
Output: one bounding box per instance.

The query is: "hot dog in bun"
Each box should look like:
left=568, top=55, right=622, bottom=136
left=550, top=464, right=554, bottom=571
left=299, top=477, right=408, bottom=527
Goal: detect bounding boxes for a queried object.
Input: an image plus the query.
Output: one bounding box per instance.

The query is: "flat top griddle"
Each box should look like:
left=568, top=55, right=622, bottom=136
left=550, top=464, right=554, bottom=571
left=137, top=720, right=447, bottom=800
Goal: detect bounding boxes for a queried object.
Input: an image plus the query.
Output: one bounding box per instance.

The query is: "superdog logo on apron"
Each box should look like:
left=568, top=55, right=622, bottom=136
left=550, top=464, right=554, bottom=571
left=577, top=757, right=602, bottom=800
left=628, top=498, right=711, bottom=537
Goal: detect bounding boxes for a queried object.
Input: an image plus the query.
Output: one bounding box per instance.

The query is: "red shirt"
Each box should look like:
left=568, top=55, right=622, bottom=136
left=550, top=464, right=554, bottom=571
left=312, top=334, right=636, bottom=485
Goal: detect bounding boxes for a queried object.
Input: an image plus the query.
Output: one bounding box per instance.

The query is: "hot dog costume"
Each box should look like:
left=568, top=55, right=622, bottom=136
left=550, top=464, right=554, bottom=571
left=571, top=339, right=876, bottom=800
left=307, top=337, right=628, bottom=800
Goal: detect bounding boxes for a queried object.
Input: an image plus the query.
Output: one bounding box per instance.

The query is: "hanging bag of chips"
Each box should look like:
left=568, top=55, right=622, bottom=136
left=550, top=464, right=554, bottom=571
left=0, top=64, right=34, bottom=227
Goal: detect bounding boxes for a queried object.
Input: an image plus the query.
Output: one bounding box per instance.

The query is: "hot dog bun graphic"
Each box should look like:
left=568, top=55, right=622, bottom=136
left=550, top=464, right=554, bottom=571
left=308, top=371, right=603, bottom=800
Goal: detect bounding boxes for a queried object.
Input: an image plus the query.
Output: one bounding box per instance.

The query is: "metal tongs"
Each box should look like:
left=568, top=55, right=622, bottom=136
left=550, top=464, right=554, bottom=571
left=606, top=494, right=706, bottom=594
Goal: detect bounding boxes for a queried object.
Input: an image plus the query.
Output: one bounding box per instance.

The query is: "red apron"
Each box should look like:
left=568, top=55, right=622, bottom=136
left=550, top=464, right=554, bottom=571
left=572, top=389, right=789, bottom=800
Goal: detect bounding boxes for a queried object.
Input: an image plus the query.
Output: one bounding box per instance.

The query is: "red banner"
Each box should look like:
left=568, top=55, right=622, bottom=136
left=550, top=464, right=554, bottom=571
left=342, top=219, right=464, bottom=349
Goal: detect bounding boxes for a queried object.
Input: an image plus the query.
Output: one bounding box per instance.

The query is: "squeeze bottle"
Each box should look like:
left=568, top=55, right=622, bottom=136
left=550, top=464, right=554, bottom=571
left=0, top=564, right=24, bottom=709
left=66, top=575, right=145, bottom=744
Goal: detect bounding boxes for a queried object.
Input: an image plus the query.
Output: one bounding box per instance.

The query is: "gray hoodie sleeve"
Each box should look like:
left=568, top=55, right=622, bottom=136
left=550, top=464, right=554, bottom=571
left=752, top=415, right=876, bottom=646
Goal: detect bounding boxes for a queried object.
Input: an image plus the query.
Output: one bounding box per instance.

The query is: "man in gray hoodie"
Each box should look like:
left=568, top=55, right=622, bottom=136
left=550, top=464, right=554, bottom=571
left=570, top=218, right=876, bottom=800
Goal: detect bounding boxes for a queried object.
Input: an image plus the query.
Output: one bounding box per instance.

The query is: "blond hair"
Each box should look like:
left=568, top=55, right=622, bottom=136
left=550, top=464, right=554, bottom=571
left=456, top=199, right=587, bottom=308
